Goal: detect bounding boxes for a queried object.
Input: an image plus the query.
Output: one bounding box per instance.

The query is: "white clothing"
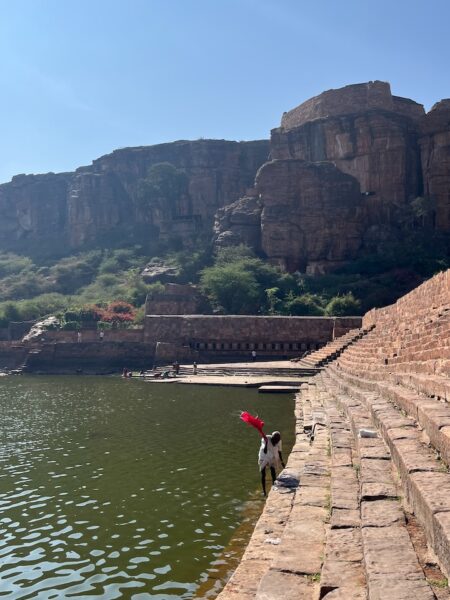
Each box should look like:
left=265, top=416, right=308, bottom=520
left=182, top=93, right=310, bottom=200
left=258, top=435, right=282, bottom=470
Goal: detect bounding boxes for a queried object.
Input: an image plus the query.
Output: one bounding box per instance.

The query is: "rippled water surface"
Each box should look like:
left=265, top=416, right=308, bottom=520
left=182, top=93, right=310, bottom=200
left=0, top=376, right=295, bottom=599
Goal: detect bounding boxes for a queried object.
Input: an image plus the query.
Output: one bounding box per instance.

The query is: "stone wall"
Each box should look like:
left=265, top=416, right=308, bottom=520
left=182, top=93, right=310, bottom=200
left=145, top=283, right=202, bottom=315
left=279, top=81, right=424, bottom=130
left=362, top=268, right=449, bottom=329
left=144, top=315, right=362, bottom=358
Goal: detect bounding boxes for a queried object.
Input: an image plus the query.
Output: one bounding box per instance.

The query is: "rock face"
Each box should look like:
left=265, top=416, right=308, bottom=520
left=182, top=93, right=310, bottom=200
left=216, top=81, right=450, bottom=272
left=1, top=81, right=449, bottom=274
left=257, top=160, right=365, bottom=273
left=419, top=100, right=450, bottom=230
left=0, top=139, right=269, bottom=255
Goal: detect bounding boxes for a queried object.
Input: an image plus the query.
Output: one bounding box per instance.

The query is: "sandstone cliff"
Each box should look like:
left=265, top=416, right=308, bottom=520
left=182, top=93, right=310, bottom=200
left=216, top=81, right=450, bottom=273
left=1, top=81, right=449, bottom=275
left=0, top=139, right=269, bottom=255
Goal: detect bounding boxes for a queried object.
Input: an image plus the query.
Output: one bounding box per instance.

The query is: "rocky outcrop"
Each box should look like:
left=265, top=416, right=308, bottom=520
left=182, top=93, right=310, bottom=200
left=256, top=160, right=365, bottom=273
left=216, top=81, right=450, bottom=273
left=0, top=139, right=269, bottom=255
left=271, top=111, right=422, bottom=218
left=271, top=82, right=424, bottom=218
left=419, top=100, right=450, bottom=230
left=0, top=173, right=72, bottom=255
left=279, top=81, right=424, bottom=129
left=214, top=192, right=263, bottom=252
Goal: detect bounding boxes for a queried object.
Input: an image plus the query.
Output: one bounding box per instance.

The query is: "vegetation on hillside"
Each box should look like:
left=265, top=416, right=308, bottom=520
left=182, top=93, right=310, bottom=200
left=0, top=220, right=448, bottom=328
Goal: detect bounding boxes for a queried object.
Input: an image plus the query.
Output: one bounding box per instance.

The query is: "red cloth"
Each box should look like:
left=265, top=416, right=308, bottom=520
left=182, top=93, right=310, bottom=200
left=240, top=411, right=266, bottom=438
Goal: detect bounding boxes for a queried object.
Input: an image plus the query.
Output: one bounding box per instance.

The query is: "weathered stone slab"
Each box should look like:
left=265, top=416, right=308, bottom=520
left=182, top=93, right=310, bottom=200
left=365, top=576, right=436, bottom=600
left=331, top=508, right=360, bottom=529
left=331, top=449, right=353, bottom=467
left=322, top=587, right=367, bottom=599
left=320, top=556, right=366, bottom=599
left=362, top=525, right=434, bottom=599
left=361, top=499, right=405, bottom=528
left=390, top=437, right=439, bottom=486
left=360, top=481, right=398, bottom=500
left=439, top=426, right=450, bottom=465
left=359, top=444, right=390, bottom=460
left=300, top=474, right=330, bottom=488
left=256, top=570, right=316, bottom=600
left=271, top=506, right=327, bottom=575
left=408, top=471, right=450, bottom=545
left=433, top=510, right=450, bottom=577
left=323, top=527, right=364, bottom=563
left=217, top=558, right=270, bottom=599
left=360, top=458, right=393, bottom=484
left=294, top=485, right=329, bottom=508
left=331, top=467, right=359, bottom=508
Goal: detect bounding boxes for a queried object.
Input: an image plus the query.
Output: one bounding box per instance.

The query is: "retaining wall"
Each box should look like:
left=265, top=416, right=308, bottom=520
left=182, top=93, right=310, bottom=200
left=144, top=315, right=361, bottom=358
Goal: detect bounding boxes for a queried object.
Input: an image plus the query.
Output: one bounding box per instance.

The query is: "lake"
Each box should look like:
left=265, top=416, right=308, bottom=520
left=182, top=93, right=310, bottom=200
left=0, top=376, right=295, bottom=599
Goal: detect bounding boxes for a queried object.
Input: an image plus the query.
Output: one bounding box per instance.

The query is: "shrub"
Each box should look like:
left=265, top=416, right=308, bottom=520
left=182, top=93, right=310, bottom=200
left=108, top=300, right=134, bottom=314
left=285, top=294, right=325, bottom=316
left=78, top=306, right=103, bottom=322
left=325, top=293, right=361, bottom=316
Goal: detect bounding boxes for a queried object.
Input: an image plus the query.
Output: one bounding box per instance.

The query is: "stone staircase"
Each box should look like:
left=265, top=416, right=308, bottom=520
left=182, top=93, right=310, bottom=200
left=294, top=326, right=374, bottom=369
left=152, top=364, right=319, bottom=378
left=217, top=270, right=450, bottom=599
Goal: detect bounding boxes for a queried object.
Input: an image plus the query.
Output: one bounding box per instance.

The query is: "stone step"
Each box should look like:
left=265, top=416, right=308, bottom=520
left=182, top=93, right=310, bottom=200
left=323, top=368, right=450, bottom=583
left=216, top=389, right=320, bottom=599
left=318, top=374, right=440, bottom=599
left=327, top=364, right=450, bottom=462
left=255, top=387, right=330, bottom=599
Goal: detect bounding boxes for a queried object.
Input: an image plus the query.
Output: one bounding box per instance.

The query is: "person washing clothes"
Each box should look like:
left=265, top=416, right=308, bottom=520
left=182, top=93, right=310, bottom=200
left=240, top=412, right=285, bottom=497
left=258, top=431, right=285, bottom=496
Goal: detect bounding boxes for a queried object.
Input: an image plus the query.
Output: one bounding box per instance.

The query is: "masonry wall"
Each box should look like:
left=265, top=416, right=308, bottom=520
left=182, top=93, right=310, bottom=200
left=144, top=315, right=362, bottom=357
left=363, top=269, right=450, bottom=329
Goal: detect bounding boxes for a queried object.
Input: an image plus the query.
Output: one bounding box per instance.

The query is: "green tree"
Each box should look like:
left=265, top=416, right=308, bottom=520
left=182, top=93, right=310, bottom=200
left=325, top=293, right=361, bottom=316
left=200, top=263, right=260, bottom=314
left=265, top=287, right=281, bottom=315
left=285, top=293, right=324, bottom=316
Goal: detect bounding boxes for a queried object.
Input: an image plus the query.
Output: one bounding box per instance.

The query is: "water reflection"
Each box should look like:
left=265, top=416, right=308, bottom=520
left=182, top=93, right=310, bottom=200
left=0, top=376, right=294, bottom=598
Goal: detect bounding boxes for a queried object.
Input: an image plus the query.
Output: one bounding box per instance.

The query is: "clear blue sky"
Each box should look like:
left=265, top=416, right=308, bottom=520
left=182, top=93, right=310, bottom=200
left=0, top=0, right=449, bottom=183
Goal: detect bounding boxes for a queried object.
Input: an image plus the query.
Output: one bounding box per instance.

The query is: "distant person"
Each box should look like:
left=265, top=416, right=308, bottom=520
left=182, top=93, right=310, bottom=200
left=122, top=368, right=128, bottom=378
left=173, top=360, right=180, bottom=375
left=193, top=362, right=198, bottom=375
left=77, top=331, right=82, bottom=343
left=251, top=349, right=257, bottom=362
left=258, top=431, right=285, bottom=497
left=99, top=330, right=104, bottom=341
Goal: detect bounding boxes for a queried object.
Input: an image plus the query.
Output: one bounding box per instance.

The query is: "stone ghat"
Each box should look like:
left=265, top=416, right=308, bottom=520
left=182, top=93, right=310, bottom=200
left=217, top=269, right=450, bottom=598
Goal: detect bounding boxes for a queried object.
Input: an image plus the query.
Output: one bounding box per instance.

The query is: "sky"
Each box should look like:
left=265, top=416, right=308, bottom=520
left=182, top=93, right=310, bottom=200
left=0, top=0, right=449, bottom=183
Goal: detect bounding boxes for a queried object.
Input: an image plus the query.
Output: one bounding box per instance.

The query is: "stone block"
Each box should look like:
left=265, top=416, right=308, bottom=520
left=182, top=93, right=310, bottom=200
left=361, top=499, right=405, bottom=528
left=256, top=570, right=316, bottom=600
left=271, top=506, right=327, bottom=575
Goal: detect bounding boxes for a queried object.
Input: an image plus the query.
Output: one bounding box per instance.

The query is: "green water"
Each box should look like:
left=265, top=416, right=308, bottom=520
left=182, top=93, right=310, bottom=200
left=0, top=376, right=295, bottom=599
